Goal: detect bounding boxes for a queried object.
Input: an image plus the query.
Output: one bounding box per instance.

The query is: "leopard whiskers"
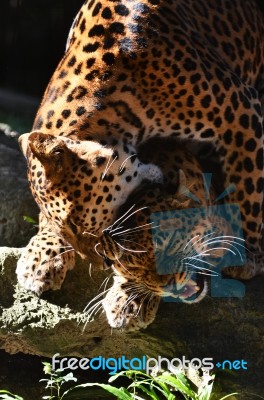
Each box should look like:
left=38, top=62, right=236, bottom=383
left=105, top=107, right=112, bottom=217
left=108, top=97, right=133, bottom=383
left=83, top=287, right=112, bottom=329
left=185, top=231, right=216, bottom=253
left=105, top=204, right=137, bottom=232
left=137, top=292, right=156, bottom=319
left=115, top=256, right=139, bottom=280
left=122, top=282, right=151, bottom=296
left=184, top=232, right=245, bottom=257
left=104, top=204, right=151, bottom=236
left=121, top=290, right=153, bottom=320
left=109, top=206, right=150, bottom=234
left=115, top=241, right=147, bottom=254
left=88, top=263, right=94, bottom=280
left=141, top=291, right=155, bottom=312
left=123, top=292, right=140, bottom=308
left=100, top=154, right=118, bottom=184
left=198, top=234, right=245, bottom=245
left=98, top=271, right=114, bottom=293
left=183, top=234, right=200, bottom=251
left=119, top=238, right=147, bottom=251
left=121, top=294, right=141, bottom=318
left=94, top=242, right=102, bottom=257
left=182, top=234, right=246, bottom=276
left=197, top=236, right=245, bottom=260
left=184, top=255, right=216, bottom=269
left=123, top=282, right=154, bottom=301
left=119, top=153, right=137, bottom=174
left=84, top=288, right=110, bottom=313
left=113, top=207, right=150, bottom=230
left=148, top=292, right=159, bottom=308
left=94, top=236, right=145, bottom=269
left=48, top=248, right=75, bottom=263
left=111, top=222, right=158, bottom=237
left=194, top=237, right=245, bottom=264
left=82, top=231, right=98, bottom=238
left=184, top=261, right=219, bottom=276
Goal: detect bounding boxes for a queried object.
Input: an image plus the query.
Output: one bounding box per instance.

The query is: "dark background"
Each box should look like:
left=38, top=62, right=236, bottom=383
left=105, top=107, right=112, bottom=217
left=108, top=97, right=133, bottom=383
left=1, top=0, right=83, bottom=98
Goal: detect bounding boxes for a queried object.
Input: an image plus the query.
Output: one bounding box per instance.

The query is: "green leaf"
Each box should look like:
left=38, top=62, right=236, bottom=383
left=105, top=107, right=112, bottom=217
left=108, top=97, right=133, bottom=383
left=23, top=215, right=37, bottom=224
left=129, top=382, right=160, bottom=400
left=220, top=394, right=264, bottom=400
left=108, top=371, right=129, bottom=383
left=109, top=370, right=150, bottom=383
left=156, top=373, right=196, bottom=397
left=219, top=393, right=239, bottom=400
left=0, top=391, right=24, bottom=400
left=42, top=362, right=52, bottom=375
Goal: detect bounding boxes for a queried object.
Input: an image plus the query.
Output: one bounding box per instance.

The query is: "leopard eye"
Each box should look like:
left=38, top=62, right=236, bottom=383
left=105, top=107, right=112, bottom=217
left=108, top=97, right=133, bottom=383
left=95, top=156, right=106, bottom=166
left=53, top=149, right=64, bottom=156
left=127, top=302, right=137, bottom=315
left=51, top=146, right=64, bottom=155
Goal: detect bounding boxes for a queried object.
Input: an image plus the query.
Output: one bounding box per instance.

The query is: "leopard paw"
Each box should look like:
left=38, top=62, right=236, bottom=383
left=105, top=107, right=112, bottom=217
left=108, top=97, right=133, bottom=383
left=16, top=232, right=75, bottom=295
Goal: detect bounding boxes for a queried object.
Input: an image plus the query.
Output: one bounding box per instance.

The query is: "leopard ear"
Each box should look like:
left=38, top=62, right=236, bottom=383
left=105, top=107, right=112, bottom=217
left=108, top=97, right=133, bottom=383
left=18, top=132, right=33, bottom=157
left=19, top=131, right=68, bottom=177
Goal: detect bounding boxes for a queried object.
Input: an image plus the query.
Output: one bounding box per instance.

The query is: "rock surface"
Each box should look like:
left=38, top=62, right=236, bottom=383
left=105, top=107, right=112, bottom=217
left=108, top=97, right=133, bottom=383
left=0, top=246, right=263, bottom=396
left=0, top=247, right=173, bottom=358
left=0, top=124, right=39, bottom=247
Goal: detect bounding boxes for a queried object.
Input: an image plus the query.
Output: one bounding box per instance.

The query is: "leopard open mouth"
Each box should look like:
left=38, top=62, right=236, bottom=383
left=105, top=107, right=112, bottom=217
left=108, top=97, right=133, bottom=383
left=162, top=273, right=208, bottom=303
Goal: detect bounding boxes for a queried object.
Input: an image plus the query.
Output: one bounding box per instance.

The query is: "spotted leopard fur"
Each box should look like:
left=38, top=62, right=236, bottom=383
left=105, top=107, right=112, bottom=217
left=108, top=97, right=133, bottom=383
left=17, top=0, right=264, bottom=329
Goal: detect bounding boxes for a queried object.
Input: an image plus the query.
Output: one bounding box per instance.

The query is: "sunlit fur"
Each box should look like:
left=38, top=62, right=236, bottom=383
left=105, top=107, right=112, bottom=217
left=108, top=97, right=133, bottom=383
left=17, top=0, right=264, bottom=330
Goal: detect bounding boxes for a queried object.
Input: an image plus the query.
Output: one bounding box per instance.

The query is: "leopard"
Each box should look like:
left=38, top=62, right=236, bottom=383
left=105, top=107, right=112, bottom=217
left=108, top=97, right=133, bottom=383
left=17, top=0, right=264, bottom=328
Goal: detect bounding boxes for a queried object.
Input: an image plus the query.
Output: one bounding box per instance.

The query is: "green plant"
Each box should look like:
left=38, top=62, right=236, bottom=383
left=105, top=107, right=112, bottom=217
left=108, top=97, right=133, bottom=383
left=23, top=215, right=37, bottom=225
left=0, top=391, right=24, bottom=400
left=41, top=363, right=241, bottom=400
left=72, top=369, right=238, bottom=400
left=38, top=364, right=240, bottom=400
left=40, top=362, right=78, bottom=399
left=1, top=362, right=263, bottom=400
